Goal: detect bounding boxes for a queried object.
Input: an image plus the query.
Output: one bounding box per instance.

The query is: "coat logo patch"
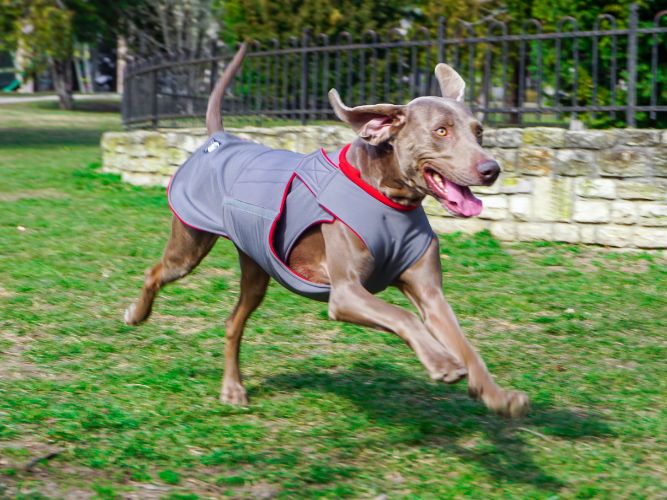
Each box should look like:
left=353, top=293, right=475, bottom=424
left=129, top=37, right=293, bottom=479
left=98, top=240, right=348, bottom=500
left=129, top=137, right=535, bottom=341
left=205, top=140, right=220, bottom=153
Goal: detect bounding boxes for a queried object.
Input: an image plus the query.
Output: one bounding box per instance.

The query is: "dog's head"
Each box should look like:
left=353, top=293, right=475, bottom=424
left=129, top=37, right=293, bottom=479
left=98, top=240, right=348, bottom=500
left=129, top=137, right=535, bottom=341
left=329, top=64, right=499, bottom=217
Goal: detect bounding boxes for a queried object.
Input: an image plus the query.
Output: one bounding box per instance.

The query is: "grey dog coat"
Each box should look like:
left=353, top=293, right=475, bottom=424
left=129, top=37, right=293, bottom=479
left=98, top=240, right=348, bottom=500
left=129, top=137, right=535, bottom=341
left=168, top=131, right=435, bottom=301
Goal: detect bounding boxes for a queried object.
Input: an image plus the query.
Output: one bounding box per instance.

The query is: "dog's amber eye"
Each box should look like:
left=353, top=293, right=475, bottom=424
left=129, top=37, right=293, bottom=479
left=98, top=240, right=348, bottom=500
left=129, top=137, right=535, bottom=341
left=435, top=127, right=448, bottom=137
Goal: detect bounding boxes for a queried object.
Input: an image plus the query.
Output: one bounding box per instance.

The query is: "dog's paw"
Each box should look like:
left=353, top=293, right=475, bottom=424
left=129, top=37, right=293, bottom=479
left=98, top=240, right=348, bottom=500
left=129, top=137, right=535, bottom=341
left=442, top=366, right=468, bottom=384
left=430, top=362, right=468, bottom=385
left=503, top=390, right=530, bottom=418
left=220, top=381, right=249, bottom=406
left=479, top=388, right=530, bottom=418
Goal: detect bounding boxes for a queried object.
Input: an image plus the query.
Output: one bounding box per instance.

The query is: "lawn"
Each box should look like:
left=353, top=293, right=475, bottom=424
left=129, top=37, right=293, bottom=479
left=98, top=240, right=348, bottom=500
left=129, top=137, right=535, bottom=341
left=0, top=100, right=666, bottom=499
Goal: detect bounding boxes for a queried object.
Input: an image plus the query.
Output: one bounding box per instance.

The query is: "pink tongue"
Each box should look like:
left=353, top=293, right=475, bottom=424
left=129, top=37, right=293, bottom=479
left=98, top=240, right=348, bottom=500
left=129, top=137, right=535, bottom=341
left=443, top=180, right=483, bottom=217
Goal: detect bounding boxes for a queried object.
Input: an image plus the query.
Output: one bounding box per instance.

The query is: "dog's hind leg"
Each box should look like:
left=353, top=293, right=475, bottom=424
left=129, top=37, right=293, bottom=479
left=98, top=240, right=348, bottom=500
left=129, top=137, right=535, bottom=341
left=220, top=250, right=269, bottom=405
left=124, top=217, right=218, bottom=325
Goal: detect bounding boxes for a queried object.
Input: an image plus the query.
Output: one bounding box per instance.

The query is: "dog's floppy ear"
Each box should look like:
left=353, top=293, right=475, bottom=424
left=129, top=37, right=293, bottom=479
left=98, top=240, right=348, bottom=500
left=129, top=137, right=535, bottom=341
left=434, top=63, right=466, bottom=102
left=328, top=89, right=406, bottom=145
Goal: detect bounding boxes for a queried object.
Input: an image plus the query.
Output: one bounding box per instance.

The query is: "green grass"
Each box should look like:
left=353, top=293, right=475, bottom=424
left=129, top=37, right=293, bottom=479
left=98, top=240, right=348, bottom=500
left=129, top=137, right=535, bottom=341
left=1, top=100, right=666, bottom=499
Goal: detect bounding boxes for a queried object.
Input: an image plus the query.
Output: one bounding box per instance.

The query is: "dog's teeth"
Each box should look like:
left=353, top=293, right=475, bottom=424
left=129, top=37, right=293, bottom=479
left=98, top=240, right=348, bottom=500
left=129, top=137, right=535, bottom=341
left=433, top=172, right=446, bottom=192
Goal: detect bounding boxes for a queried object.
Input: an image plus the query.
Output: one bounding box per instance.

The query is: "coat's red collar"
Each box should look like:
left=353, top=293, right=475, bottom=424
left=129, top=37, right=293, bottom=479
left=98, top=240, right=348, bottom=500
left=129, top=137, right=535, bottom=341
left=334, top=144, right=418, bottom=211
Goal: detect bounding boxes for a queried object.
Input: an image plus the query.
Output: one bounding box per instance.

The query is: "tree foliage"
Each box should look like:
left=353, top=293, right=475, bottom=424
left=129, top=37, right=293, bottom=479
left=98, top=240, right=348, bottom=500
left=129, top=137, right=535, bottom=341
left=217, top=0, right=663, bottom=43
left=217, top=0, right=493, bottom=44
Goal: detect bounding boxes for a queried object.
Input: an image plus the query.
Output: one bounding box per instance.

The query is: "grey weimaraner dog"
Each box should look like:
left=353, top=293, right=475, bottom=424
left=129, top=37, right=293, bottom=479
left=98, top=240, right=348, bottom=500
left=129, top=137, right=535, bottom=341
left=125, top=44, right=529, bottom=418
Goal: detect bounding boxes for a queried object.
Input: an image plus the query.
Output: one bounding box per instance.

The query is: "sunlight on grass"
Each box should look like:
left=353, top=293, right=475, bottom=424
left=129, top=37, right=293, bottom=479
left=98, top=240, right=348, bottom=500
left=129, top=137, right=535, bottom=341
left=0, top=100, right=665, bottom=498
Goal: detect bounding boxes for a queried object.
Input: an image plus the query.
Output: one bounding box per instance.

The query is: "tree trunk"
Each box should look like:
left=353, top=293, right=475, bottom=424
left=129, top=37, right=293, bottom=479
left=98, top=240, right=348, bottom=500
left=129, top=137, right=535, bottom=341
left=15, top=30, right=34, bottom=93
left=50, top=58, right=74, bottom=110
left=116, top=35, right=128, bottom=94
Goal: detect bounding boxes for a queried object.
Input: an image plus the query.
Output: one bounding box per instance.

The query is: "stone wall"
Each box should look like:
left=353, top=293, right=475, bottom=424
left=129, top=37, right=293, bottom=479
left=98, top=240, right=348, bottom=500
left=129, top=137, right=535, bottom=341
left=101, top=126, right=667, bottom=249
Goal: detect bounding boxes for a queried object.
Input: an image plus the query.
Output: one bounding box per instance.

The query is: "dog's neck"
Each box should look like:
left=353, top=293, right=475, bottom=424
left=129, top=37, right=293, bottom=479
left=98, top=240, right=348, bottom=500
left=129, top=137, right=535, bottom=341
left=346, top=139, right=425, bottom=207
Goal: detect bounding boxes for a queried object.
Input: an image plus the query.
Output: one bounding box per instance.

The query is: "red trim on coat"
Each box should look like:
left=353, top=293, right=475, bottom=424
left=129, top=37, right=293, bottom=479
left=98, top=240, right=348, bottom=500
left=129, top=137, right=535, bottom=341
left=294, top=172, right=368, bottom=249
left=326, top=144, right=419, bottom=212
left=268, top=174, right=334, bottom=283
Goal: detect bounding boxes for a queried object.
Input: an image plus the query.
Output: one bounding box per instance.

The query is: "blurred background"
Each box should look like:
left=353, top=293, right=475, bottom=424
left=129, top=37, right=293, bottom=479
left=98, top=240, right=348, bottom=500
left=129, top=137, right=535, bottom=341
left=1, top=0, right=666, bottom=129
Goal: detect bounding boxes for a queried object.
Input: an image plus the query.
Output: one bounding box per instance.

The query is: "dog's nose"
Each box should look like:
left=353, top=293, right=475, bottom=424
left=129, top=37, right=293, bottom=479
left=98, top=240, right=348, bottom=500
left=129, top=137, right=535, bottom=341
left=477, top=160, right=501, bottom=185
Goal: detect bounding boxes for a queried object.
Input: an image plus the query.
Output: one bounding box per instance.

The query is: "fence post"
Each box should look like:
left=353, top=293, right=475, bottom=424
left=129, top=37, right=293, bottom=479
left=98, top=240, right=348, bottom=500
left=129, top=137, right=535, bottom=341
left=209, top=40, right=218, bottom=93
left=437, top=17, right=445, bottom=63
left=436, top=18, right=445, bottom=96
left=151, top=61, right=158, bottom=129
left=121, top=63, right=129, bottom=128
left=300, top=30, right=309, bottom=125
left=626, top=3, right=638, bottom=127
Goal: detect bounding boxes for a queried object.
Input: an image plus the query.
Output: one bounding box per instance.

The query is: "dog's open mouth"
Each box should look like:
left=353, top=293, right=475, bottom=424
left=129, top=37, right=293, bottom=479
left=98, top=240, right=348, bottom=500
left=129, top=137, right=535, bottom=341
left=424, top=168, right=483, bottom=218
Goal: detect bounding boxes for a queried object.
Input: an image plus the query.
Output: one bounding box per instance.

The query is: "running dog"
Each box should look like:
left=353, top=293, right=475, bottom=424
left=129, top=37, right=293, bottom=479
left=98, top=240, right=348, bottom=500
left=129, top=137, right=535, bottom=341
left=125, top=44, right=529, bottom=418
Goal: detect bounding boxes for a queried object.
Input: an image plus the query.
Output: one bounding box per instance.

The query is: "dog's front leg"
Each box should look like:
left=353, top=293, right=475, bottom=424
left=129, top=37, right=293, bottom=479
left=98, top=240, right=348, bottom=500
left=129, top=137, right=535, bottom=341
left=397, top=239, right=530, bottom=418
left=322, top=223, right=466, bottom=383
left=329, top=283, right=467, bottom=383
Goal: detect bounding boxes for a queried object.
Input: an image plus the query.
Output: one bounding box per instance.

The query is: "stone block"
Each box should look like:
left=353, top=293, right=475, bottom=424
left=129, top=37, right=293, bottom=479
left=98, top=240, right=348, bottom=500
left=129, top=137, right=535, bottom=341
left=479, top=195, right=508, bottom=220
left=165, top=132, right=187, bottom=148
left=509, top=195, right=532, bottom=221
left=174, top=127, right=206, bottom=137
left=130, top=130, right=162, bottom=145
left=553, top=223, right=580, bottom=243
left=518, top=147, right=554, bottom=176
left=102, top=151, right=127, bottom=171
left=165, top=147, right=188, bottom=166
left=517, top=223, right=552, bottom=241
left=580, top=225, right=597, bottom=244
left=487, top=148, right=517, bottom=172
left=662, top=130, right=667, bottom=146
left=635, top=227, right=667, bottom=248
left=314, top=127, right=356, bottom=152
left=554, top=149, right=595, bottom=176
left=279, top=132, right=301, bottom=151
left=489, top=221, right=517, bottom=241
left=126, top=156, right=169, bottom=173
left=595, top=226, right=637, bottom=247
left=565, top=130, right=617, bottom=149
left=533, top=177, right=573, bottom=222
left=428, top=216, right=488, bottom=235
left=495, top=128, right=523, bottom=148
left=101, top=132, right=131, bottom=153
left=522, top=127, right=566, bottom=148
left=575, top=178, right=616, bottom=199
left=652, top=148, right=667, bottom=177
left=125, top=144, right=151, bottom=158
left=143, top=132, right=167, bottom=151
left=482, top=129, right=497, bottom=147
left=573, top=200, right=610, bottom=223
left=121, top=171, right=171, bottom=188
left=610, top=201, right=638, bottom=225
left=638, top=203, right=667, bottom=227
left=472, top=182, right=501, bottom=195
left=615, top=180, right=666, bottom=200
left=620, top=129, right=660, bottom=146
left=500, top=176, right=532, bottom=194
left=598, top=148, right=649, bottom=177
left=181, top=135, right=206, bottom=153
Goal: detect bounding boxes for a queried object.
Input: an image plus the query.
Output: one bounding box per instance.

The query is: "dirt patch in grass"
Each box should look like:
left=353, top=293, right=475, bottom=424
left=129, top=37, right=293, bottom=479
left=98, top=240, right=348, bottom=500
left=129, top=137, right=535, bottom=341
left=0, top=332, right=53, bottom=381
left=0, top=188, right=67, bottom=203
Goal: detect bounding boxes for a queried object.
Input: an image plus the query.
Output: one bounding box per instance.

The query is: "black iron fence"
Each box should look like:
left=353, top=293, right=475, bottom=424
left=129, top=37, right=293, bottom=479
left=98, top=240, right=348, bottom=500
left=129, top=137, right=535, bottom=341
left=122, top=4, right=667, bottom=129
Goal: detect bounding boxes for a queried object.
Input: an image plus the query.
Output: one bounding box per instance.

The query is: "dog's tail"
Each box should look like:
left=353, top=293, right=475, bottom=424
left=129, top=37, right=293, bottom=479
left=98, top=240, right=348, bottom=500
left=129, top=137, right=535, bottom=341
left=206, top=43, right=247, bottom=135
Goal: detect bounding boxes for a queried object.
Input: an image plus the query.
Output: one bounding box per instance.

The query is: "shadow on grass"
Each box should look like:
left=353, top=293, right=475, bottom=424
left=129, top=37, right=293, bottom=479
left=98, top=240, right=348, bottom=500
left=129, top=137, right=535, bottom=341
left=261, top=362, right=613, bottom=492
left=0, top=127, right=111, bottom=149
left=0, top=99, right=120, bottom=149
